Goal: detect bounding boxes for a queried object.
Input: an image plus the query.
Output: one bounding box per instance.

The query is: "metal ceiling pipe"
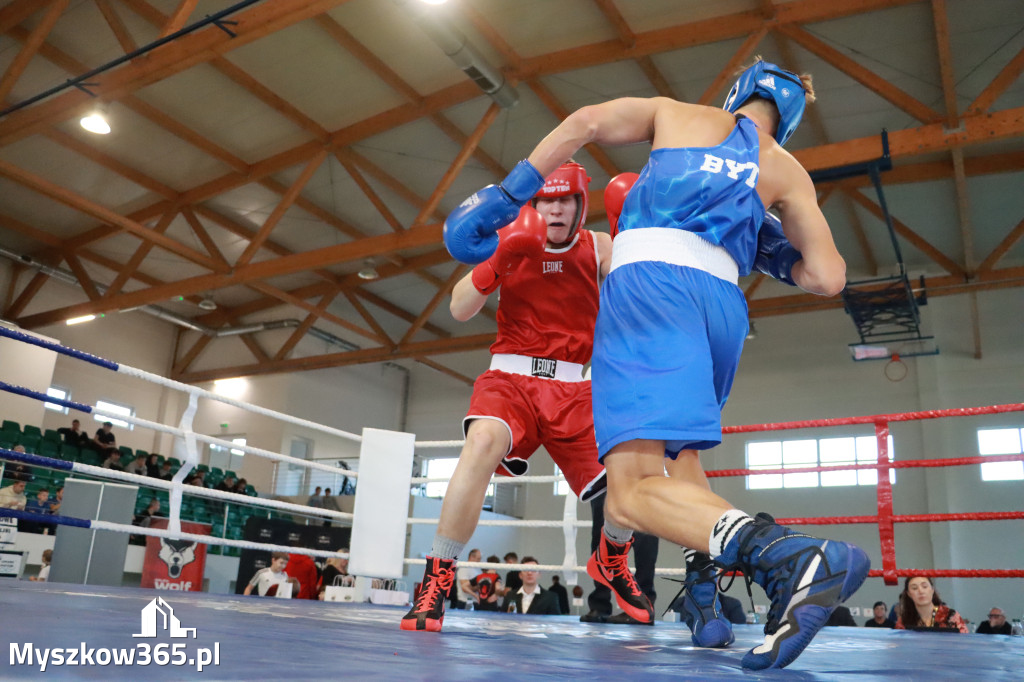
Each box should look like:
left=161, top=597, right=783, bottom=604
left=396, top=0, right=518, bottom=109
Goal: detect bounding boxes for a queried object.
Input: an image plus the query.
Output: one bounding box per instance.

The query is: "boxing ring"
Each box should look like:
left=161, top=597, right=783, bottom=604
left=2, top=326, right=1023, bottom=679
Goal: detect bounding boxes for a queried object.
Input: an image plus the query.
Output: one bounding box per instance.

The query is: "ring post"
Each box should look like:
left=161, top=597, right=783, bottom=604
left=349, top=428, right=415, bottom=594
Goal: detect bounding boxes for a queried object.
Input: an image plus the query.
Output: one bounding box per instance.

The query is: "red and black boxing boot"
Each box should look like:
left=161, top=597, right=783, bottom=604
left=401, top=556, right=456, bottom=632
left=587, top=534, right=655, bottom=624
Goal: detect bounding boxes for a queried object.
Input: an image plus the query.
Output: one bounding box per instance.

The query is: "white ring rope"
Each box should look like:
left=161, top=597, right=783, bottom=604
left=47, top=459, right=353, bottom=522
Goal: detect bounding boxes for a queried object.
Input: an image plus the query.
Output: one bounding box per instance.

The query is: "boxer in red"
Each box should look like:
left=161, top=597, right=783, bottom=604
left=402, top=162, right=648, bottom=632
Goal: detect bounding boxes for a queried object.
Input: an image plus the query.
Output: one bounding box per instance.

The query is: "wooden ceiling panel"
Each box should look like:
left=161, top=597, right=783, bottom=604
left=613, top=0, right=758, bottom=34
left=471, top=0, right=615, bottom=59
left=331, top=0, right=481, bottom=96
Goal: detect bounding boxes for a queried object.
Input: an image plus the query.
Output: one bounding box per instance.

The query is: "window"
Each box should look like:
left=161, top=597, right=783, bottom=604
left=422, top=458, right=493, bottom=500
left=978, top=428, right=1024, bottom=481
left=746, top=435, right=895, bottom=490
left=307, top=459, right=357, bottom=496
left=273, top=438, right=310, bottom=496
left=94, top=399, right=135, bottom=430
left=44, top=385, right=70, bottom=414
left=209, top=437, right=246, bottom=472
left=553, top=464, right=571, bottom=496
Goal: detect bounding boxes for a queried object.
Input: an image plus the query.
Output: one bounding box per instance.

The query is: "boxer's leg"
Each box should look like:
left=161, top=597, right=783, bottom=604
left=665, top=450, right=734, bottom=647
left=402, top=418, right=510, bottom=632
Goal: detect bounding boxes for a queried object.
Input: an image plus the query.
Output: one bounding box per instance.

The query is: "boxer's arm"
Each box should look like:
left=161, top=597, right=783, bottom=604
left=594, top=231, right=613, bottom=278
left=773, top=162, right=846, bottom=296
left=450, top=271, right=489, bottom=322
left=527, top=97, right=665, bottom=177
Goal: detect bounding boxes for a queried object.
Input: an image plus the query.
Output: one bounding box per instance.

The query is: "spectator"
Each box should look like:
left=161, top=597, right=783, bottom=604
left=58, top=419, right=89, bottom=448
left=24, top=489, right=54, bottom=534
left=185, top=470, right=207, bottom=487
left=976, top=607, right=1012, bottom=635
left=548, top=574, right=569, bottom=615
left=215, top=475, right=236, bottom=493
left=48, top=487, right=63, bottom=514
left=307, top=486, right=324, bottom=508
left=145, top=454, right=161, bottom=478
left=500, top=557, right=560, bottom=615
left=29, top=549, right=53, bottom=582
left=471, top=555, right=504, bottom=611
left=6, top=454, right=33, bottom=482
left=232, top=478, right=248, bottom=495
left=100, top=448, right=124, bottom=471
left=318, top=549, right=350, bottom=599
left=895, top=576, right=968, bottom=633
left=129, top=455, right=148, bottom=477
left=864, top=601, right=895, bottom=628
left=134, top=498, right=161, bottom=527
left=321, top=488, right=341, bottom=527
left=457, top=548, right=482, bottom=608
left=92, top=422, right=117, bottom=452
left=502, top=552, right=522, bottom=596
left=825, top=605, right=858, bottom=627
left=0, top=480, right=27, bottom=510
left=158, top=461, right=174, bottom=481
left=244, top=552, right=299, bottom=597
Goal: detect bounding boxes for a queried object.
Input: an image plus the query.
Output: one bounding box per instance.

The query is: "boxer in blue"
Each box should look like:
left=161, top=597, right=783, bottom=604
left=442, top=58, right=869, bottom=670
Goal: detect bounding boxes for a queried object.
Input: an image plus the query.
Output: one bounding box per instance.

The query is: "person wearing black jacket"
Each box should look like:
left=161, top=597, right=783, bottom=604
left=500, top=558, right=561, bottom=615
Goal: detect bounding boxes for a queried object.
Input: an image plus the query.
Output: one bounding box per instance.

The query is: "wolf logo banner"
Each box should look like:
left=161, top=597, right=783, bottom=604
left=141, top=518, right=211, bottom=591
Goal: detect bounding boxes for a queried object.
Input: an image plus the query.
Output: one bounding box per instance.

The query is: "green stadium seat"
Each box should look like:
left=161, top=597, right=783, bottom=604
left=168, top=457, right=181, bottom=468
left=18, top=435, right=41, bottom=453
left=60, top=444, right=80, bottom=461
left=135, top=450, right=149, bottom=460
left=196, top=464, right=209, bottom=473
left=118, top=446, right=133, bottom=459
left=43, top=429, right=61, bottom=443
left=225, top=470, right=238, bottom=480
left=0, top=437, right=16, bottom=451
left=39, top=441, right=60, bottom=458
left=245, top=485, right=256, bottom=496
left=22, top=425, right=43, bottom=439
left=1, top=420, right=20, bottom=434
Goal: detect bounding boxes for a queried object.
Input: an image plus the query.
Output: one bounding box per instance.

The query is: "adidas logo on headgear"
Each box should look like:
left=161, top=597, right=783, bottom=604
left=758, top=75, right=776, bottom=90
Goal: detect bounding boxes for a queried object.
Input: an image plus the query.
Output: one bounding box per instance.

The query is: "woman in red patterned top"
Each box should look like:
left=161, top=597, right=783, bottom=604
left=894, top=576, right=968, bottom=633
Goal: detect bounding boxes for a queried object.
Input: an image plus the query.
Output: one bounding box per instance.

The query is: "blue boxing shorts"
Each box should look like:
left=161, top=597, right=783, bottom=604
left=592, top=248, right=748, bottom=460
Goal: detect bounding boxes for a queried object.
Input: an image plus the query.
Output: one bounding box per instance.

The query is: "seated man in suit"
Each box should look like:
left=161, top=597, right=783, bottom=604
left=500, top=557, right=561, bottom=615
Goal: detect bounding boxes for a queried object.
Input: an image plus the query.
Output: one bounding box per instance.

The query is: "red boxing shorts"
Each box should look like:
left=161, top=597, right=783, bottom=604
left=464, top=369, right=606, bottom=501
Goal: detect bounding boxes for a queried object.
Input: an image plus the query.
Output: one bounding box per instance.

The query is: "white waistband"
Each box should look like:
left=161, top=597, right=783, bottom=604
left=610, top=228, right=739, bottom=284
left=490, top=354, right=586, bottom=382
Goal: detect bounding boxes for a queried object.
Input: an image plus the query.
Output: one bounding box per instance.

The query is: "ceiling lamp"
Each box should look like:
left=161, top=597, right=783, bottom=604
left=358, top=260, right=380, bottom=281
left=198, top=297, right=218, bottom=311
left=80, top=103, right=111, bottom=135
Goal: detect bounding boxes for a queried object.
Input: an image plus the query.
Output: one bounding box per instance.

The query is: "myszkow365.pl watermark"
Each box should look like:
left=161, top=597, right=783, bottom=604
left=9, top=596, right=220, bottom=672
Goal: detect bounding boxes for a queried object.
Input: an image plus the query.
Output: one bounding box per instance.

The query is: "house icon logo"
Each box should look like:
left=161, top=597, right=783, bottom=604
left=133, top=596, right=197, bottom=639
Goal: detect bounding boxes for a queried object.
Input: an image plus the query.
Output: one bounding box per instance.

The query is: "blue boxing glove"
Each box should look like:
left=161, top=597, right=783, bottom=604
left=754, top=212, right=803, bottom=286
left=443, top=160, right=545, bottom=264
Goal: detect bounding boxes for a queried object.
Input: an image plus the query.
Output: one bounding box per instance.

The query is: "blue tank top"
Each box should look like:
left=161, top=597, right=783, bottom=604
left=617, top=116, right=766, bottom=275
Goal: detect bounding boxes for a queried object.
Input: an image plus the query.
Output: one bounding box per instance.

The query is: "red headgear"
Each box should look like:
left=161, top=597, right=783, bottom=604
left=532, top=162, right=590, bottom=243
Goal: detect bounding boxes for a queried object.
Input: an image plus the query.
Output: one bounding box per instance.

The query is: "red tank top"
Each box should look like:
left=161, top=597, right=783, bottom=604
left=490, top=230, right=600, bottom=364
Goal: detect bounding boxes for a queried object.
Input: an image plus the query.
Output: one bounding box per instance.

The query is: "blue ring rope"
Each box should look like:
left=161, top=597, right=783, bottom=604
left=0, top=326, right=119, bottom=371
left=0, top=447, right=75, bottom=472
left=0, top=508, right=92, bottom=529
left=0, top=381, right=94, bottom=414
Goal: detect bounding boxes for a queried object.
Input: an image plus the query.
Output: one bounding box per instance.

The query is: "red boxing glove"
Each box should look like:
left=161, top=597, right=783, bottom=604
left=604, top=172, right=639, bottom=239
left=470, top=206, right=547, bottom=295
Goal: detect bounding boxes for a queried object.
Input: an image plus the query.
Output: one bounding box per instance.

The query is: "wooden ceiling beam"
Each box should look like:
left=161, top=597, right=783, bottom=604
left=929, top=0, right=959, bottom=128
left=335, top=151, right=405, bottom=233
left=177, top=332, right=496, bottom=383
left=247, top=281, right=382, bottom=345
left=160, top=0, right=199, bottom=38
left=343, top=290, right=395, bottom=348
left=399, top=265, right=468, bottom=345
left=62, top=253, right=100, bottom=301
left=0, top=1, right=45, bottom=35
left=274, top=289, right=340, bottom=361
left=15, top=222, right=443, bottom=328
left=527, top=80, right=620, bottom=178
left=180, top=207, right=229, bottom=267
left=0, top=0, right=353, bottom=146
left=843, top=188, right=966, bottom=277
left=698, top=28, right=768, bottom=106
left=95, top=0, right=138, bottom=54
left=966, top=45, right=1024, bottom=116
left=414, top=103, right=500, bottom=226
left=978, top=216, right=1024, bottom=274
left=0, top=158, right=222, bottom=270
left=352, top=289, right=450, bottom=340
left=591, top=0, right=678, bottom=99
left=414, top=356, right=473, bottom=387
left=5, top=271, right=50, bottom=319
left=775, top=24, right=943, bottom=124
left=235, top=150, right=327, bottom=267
left=104, top=209, right=177, bottom=297
left=172, top=334, right=212, bottom=376
left=0, top=0, right=68, bottom=103
left=240, top=334, right=270, bottom=364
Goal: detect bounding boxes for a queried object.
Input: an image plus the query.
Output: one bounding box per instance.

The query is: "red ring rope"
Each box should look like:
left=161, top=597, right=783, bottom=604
left=715, top=403, right=1024, bottom=585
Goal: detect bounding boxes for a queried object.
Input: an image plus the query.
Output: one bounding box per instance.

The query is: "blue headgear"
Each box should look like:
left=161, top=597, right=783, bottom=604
left=723, top=60, right=807, bottom=146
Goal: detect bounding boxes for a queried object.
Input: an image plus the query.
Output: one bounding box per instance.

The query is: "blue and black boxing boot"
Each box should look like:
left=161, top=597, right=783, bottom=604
left=716, top=515, right=870, bottom=670
left=680, top=552, right=735, bottom=647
